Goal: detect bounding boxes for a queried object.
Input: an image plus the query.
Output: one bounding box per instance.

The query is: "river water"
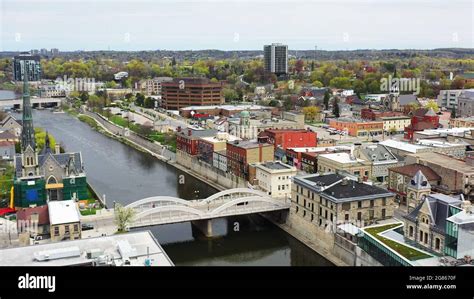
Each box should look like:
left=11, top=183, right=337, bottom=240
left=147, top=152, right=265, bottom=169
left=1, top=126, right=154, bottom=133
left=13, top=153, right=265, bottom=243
left=16, top=110, right=333, bottom=266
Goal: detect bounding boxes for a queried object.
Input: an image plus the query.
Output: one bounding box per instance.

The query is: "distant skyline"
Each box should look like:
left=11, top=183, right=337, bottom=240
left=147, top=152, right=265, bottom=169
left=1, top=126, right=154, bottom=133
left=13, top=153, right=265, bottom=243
left=1, top=0, right=473, bottom=51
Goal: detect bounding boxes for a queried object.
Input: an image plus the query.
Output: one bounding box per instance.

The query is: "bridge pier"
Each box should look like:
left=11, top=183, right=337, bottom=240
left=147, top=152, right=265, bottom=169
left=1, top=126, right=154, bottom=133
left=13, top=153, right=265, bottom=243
left=192, top=219, right=213, bottom=238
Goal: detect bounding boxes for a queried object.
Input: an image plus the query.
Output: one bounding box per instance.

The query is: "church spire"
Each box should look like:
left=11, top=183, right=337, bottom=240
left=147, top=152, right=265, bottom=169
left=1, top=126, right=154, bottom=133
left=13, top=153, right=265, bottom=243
left=21, top=63, right=35, bottom=151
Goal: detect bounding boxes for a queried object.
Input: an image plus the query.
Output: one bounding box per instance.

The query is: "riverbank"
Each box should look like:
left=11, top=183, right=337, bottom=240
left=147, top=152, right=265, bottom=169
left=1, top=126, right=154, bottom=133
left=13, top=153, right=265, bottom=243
left=75, top=109, right=347, bottom=265
left=78, top=110, right=227, bottom=192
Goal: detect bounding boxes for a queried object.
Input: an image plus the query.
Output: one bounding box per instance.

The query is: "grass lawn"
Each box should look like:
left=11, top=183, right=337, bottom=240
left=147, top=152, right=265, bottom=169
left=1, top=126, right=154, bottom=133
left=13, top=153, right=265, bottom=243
left=109, top=115, right=129, bottom=128
left=80, top=208, right=97, bottom=216
left=78, top=115, right=99, bottom=129
left=364, top=223, right=432, bottom=261
left=148, top=132, right=177, bottom=152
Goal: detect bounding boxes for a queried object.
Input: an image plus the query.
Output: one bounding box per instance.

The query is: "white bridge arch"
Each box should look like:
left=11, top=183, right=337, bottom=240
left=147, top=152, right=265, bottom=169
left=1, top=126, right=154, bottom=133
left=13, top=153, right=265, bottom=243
left=127, top=188, right=290, bottom=228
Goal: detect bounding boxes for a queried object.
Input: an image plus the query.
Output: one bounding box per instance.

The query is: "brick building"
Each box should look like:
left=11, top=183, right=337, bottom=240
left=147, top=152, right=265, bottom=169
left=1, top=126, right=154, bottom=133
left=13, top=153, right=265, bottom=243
left=226, top=140, right=274, bottom=179
left=404, top=108, right=440, bottom=140
left=176, top=127, right=217, bottom=156
left=258, top=129, right=317, bottom=150
left=161, top=78, right=224, bottom=110
left=329, top=118, right=383, bottom=137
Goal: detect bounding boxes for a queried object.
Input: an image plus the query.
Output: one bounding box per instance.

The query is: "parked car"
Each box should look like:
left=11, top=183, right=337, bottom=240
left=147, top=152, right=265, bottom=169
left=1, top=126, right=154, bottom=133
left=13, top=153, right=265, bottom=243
left=81, top=223, right=94, bottom=231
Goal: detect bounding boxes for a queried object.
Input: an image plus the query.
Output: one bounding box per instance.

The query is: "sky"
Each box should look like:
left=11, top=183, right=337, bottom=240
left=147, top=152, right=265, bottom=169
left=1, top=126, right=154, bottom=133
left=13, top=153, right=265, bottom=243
left=0, top=0, right=473, bottom=51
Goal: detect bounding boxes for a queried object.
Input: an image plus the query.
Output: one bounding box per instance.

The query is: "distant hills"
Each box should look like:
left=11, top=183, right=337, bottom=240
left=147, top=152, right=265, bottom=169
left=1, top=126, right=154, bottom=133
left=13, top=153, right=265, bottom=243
left=1, top=48, right=473, bottom=61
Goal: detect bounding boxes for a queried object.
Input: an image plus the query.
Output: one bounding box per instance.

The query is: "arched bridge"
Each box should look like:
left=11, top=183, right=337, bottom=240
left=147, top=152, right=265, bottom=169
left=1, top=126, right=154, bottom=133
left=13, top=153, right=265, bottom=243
left=125, top=188, right=290, bottom=230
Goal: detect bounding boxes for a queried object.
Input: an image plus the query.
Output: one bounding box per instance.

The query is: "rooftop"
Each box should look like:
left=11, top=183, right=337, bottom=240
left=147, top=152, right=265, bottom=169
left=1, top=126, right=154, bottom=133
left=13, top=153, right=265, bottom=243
left=0, top=231, right=174, bottom=266
left=287, top=145, right=351, bottom=153
left=380, top=139, right=428, bottom=153
left=408, top=152, right=474, bottom=173
left=180, top=104, right=267, bottom=111
left=318, top=152, right=365, bottom=164
left=389, top=163, right=441, bottom=181
left=228, top=140, right=272, bottom=149
left=294, top=173, right=393, bottom=202
left=48, top=200, right=80, bottom=225
left=362, top=222, right=433, bottom=262
left=258, top=161, right=295, bottom=171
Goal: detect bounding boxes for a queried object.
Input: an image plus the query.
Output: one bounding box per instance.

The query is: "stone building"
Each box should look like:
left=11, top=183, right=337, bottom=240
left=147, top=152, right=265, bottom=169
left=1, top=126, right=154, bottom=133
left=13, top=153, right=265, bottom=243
left=13, top=69, right=88, bottom=208
left=388, top=164, right=441, bottom=207
left=403, top=193, right=462, bottom=255
left=292, top=173, right=396, bottom=229
left=406, top=170, right=432, bottom=213
left=353, top=143, right=403, bottom=184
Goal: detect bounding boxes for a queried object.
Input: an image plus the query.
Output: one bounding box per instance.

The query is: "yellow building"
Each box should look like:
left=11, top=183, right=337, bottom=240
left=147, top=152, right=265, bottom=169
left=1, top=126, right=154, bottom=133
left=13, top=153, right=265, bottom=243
left=317, top=152, right=371, bottom=179
left=380, top=116, right=411, bottom=135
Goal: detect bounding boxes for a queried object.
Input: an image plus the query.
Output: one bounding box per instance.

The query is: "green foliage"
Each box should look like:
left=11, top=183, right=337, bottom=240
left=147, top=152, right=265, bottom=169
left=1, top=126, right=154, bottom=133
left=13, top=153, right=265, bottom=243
left=34, top=128, right=56, bottom=152
left=114, top=203, right=136, bottom=232
left=329, top=77, right=352, bottom=89
left=332, top=97, right=340, bottom=117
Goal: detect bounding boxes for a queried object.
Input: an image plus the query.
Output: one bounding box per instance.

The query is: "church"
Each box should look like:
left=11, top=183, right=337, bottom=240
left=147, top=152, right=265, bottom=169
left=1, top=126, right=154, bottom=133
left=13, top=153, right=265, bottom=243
left=13, top=68, right=88, bottom=208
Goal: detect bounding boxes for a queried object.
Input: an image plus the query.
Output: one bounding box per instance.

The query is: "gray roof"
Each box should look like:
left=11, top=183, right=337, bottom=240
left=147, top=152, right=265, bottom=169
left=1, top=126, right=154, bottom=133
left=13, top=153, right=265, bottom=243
left=398, top=94, right=418, bottom=105
left=294, top=173, right=394, bottom=203
left=360, top=144, right=397, bottom=162
left=425, top=108, right=437, bottom=117
left=322, top=180, right=393, bottom=202
left=15, top=152, right=84, bottom=178
left=409, top=170, right=431, bottom=190
left=260, top=161, right=292, bottom=170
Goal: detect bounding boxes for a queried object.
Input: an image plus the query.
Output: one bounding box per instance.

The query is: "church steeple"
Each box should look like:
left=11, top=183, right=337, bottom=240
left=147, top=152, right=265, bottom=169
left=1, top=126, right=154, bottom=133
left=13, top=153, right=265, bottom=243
left=21, top=63, right=35, bottom=151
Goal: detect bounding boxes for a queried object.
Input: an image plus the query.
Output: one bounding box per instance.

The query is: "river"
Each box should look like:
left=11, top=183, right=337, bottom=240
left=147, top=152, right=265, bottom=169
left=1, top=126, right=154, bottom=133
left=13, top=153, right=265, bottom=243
left=15, top=110, right=333, bottom=266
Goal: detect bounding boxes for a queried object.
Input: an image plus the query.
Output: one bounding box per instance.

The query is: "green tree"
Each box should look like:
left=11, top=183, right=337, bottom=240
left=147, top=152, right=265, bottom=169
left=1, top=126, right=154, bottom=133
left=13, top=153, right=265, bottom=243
left=323, top=90, right=330, bottom=110
left=329, top=77, right=352, bottom=89
left=451, top=106, right=456, bottom=119
left=302, top=106, right=320, bottom=122
left=135, top=93, right=145, bottom=107
left=332, top=98, right=340, bottom=117
left=114, top=203, right=136, bottom=232
left=223, top=88, right=239, bottom=102
left=34, top=128, right=57, bottom=152
left=425, top=100, right=439, bottom=113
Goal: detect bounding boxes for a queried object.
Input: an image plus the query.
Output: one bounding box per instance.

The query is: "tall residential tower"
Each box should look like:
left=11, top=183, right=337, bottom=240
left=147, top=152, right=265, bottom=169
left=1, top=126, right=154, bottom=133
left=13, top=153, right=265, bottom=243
left=264, top=43, right=288, bottom=76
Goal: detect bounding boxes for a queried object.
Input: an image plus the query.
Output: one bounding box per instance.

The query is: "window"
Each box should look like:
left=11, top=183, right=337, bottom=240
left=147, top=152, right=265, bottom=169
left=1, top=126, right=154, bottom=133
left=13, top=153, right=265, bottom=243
left=382, top=209, right=386, bottom=219
left=419, top=230, right=423, bottom=242
left=74, top=224, right=79, bottom=232
left=342, top=202, right=350, bottom=211
left=435, top=238, right=441, bottom=250
left=345, top=214, right=349, bottom=221
left=370, top=200, right=374, bottom=208
left=65, top=225, right=70, bottom=234
left=358, top=201, right=362, bottom=208
left=54, top=226, right=59, bottom=236
left=424, top=232, right=428, bottom=244
left=357, top=212, right=362, bottom=221
left=369, top=210, right=374, bottom=219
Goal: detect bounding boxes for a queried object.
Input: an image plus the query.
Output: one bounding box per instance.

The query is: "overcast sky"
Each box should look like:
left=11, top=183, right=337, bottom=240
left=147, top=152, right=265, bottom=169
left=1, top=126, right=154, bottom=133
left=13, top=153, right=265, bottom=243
left=0, top=0, right=473, bottom=51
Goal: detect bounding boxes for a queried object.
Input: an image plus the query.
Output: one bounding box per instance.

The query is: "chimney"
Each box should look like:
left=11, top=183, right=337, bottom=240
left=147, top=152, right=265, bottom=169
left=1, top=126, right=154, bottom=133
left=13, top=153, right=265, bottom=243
left=55, top=144, right=60, bottom=154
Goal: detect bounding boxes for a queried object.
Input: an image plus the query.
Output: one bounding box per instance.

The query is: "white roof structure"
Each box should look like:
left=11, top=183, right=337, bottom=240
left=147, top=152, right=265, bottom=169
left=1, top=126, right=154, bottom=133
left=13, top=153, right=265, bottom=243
left=48, top=200, right=81, bottom=225
left=180, top=104, right=267, bottom=111
left=318, top=152, right=364, bottom=164
left=287, top=145, right=352, bottom=153
left=380, top=139, right=428, bottom=153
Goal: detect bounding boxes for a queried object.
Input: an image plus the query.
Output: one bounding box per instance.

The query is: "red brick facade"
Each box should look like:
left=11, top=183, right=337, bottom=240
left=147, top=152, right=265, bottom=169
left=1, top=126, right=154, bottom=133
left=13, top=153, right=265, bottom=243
left=258, top=129, right=317, bottom=149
